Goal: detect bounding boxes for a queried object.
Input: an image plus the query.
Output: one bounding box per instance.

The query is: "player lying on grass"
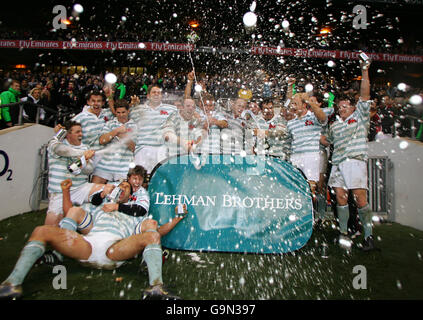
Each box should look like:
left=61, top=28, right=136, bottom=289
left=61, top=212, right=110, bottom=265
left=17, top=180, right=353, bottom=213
left=0, top=179, right=186, bottom=300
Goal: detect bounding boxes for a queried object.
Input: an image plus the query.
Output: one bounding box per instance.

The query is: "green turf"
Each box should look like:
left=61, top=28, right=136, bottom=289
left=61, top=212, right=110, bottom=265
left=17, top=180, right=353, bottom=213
left=0, top=209, right=422, bottom=300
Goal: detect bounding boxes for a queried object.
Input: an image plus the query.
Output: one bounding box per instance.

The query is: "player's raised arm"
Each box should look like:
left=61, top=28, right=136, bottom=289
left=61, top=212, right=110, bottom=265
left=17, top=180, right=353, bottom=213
left=360, top=61, right=371, bottom=101
left=157, top=204, right=187, bottom=237
left=61, top=179, right=73, bottom=216
left=306, top=94, right=327, bottom=124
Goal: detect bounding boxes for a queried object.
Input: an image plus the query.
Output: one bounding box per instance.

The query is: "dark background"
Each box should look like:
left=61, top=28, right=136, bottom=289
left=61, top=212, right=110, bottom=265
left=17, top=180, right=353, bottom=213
left=0, top=0, right=422, bottom=86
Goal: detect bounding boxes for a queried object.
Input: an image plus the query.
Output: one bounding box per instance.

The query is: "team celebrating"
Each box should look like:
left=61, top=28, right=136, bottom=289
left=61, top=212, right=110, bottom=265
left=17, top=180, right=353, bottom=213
left=0, top=59, right=377, bottom=300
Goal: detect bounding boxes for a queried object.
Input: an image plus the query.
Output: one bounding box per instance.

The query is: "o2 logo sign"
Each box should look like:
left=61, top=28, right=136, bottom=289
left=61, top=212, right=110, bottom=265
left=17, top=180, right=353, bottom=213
left=0, top=150, right=13, bottom=181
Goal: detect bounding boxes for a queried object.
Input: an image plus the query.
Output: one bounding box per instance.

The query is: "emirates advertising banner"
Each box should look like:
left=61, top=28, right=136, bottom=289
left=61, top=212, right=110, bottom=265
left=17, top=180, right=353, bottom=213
left=1, top=40, right=422, bottom=63
left=148, top=155, right=313, bottom=254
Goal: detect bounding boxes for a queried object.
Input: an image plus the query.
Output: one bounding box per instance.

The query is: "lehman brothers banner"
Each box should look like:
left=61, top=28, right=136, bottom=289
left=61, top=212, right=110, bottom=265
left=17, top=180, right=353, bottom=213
left=148, top=154, right=313, bottom=254
left=0, top=39, right=422, bottom=63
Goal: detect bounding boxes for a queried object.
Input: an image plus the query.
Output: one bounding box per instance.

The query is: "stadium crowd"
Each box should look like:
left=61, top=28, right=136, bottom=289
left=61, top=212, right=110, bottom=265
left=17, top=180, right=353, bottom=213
left=1, top=67, right=422, bottom=138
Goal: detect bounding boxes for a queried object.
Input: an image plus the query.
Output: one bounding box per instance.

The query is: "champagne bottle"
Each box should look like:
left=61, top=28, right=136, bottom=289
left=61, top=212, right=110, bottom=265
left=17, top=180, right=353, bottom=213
left=359, top=51, right=371, bottom=70
left=67, top=158, right=82, bottom=174
left=107, top=186, right=122, bottom=203
left=176, top=203, right=186, bottom=217
left=54, top=128, right=67, bottom=141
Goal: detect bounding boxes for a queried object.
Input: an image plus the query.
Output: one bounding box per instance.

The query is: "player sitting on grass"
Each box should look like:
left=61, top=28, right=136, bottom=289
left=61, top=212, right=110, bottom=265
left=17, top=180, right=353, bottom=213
left=0, top=179, right=186, bottom=300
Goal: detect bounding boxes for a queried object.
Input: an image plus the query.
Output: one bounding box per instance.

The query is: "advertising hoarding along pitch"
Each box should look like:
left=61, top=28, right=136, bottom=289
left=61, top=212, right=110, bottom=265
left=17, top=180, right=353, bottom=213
left=148, top=155, right=313, bottom=254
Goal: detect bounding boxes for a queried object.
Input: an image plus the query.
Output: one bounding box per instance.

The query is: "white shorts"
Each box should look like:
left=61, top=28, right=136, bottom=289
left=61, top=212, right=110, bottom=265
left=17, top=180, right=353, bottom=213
left=47, top=183, right=94, bottom=216
left=290, top=152, right=320, bottom=182
left=135, top=146, right=168, bottom=174
left=92, top=168, right=127, bottom=183
left=79, top=232, right=126, bottom=270
left=328, top=159, right=368, bottom=190
left=319, top=149, right=328, bottom=174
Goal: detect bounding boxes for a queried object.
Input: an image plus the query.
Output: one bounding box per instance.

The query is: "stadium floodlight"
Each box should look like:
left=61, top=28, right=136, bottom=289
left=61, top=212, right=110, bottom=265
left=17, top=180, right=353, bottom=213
left=73, top=4, right=84, bottom=14
left=320, top=27, right=331, bottom=34
left=105, top=73, right=117, bottom=84
left=194, top=84, right=203, bottom=93
left=397, top=83, right=406, bottom=91
left=409, top=94, right=422, bottom=105
left=189, top=20, right=199, bottom=28
left=243, top=11, right=257, bottom=27
left=305, top=83, right=314, bottom=92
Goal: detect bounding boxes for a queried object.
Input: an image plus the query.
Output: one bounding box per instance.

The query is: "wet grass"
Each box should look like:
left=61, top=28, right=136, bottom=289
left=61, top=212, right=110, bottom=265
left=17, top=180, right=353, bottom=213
left=0, top=209, right=422, bottom=300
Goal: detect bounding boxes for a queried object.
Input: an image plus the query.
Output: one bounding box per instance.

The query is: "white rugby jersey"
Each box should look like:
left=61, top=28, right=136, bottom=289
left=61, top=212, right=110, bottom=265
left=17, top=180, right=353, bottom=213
left=198, top=110, right=227, bottom=154
left=242, top=113, right=264, bottom=155
left=129, top=103, right=177, bottom=153
left=327, top=100, right=371, bottom=165
left=263, top=115, right=290, bottom=160
left=72, top=108, right=106, bottom=151
left=162, top=112, right=204, bottom=157
left=83, top=186, right=150, bottom=238
left=95, top=118, right=137, bottom=176
left=101, top=107, right=115, bottom=122
left=47, top=140, right=89, bottom=194
left=222, top=113, right=247, bottom=155
left=81, top=204, right=141, bottom=239
left=128, top=186, right=150, bottom=212
left=320, top=108, right=335, bottom=152
left=287, top=110, right=327, bottom=155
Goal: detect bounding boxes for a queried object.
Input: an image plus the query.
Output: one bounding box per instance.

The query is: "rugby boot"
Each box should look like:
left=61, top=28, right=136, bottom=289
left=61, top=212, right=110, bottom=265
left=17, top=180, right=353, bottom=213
left=35, top=250, right=63, bottom=266
left=0, top=282, right=22, bottom=300
left=361, top=235, right=380, bottom=252
left=142, top=284, right=181, bottom=300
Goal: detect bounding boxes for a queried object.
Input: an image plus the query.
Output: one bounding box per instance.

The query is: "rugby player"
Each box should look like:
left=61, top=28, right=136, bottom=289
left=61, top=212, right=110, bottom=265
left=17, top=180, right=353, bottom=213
left=0, top=178, right=185, bottom=300
left=326, top=60, right=376, bottom=251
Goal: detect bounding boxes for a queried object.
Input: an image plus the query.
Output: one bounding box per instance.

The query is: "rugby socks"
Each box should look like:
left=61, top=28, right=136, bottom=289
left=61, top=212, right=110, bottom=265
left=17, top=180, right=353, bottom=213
left=76, top=212, right=92, bottom=232
left=337, top=205, right=349, bottom=235
left=142, top=243, right=163, bottom=286
left=59, top=217, right=77, bottom=232
left=5, top=241, right=45, bottom=286
left=358, top=204, right=373, bottom=239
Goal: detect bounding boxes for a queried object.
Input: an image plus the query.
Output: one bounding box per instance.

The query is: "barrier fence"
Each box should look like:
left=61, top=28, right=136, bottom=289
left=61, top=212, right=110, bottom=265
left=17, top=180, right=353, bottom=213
left=0, top=101, right=64, bottom=126
left=392, top=114, right=423, bottom=140
left=38, top=143, right=49, bottom=205
left=367, top=156, right=394, bottom=220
